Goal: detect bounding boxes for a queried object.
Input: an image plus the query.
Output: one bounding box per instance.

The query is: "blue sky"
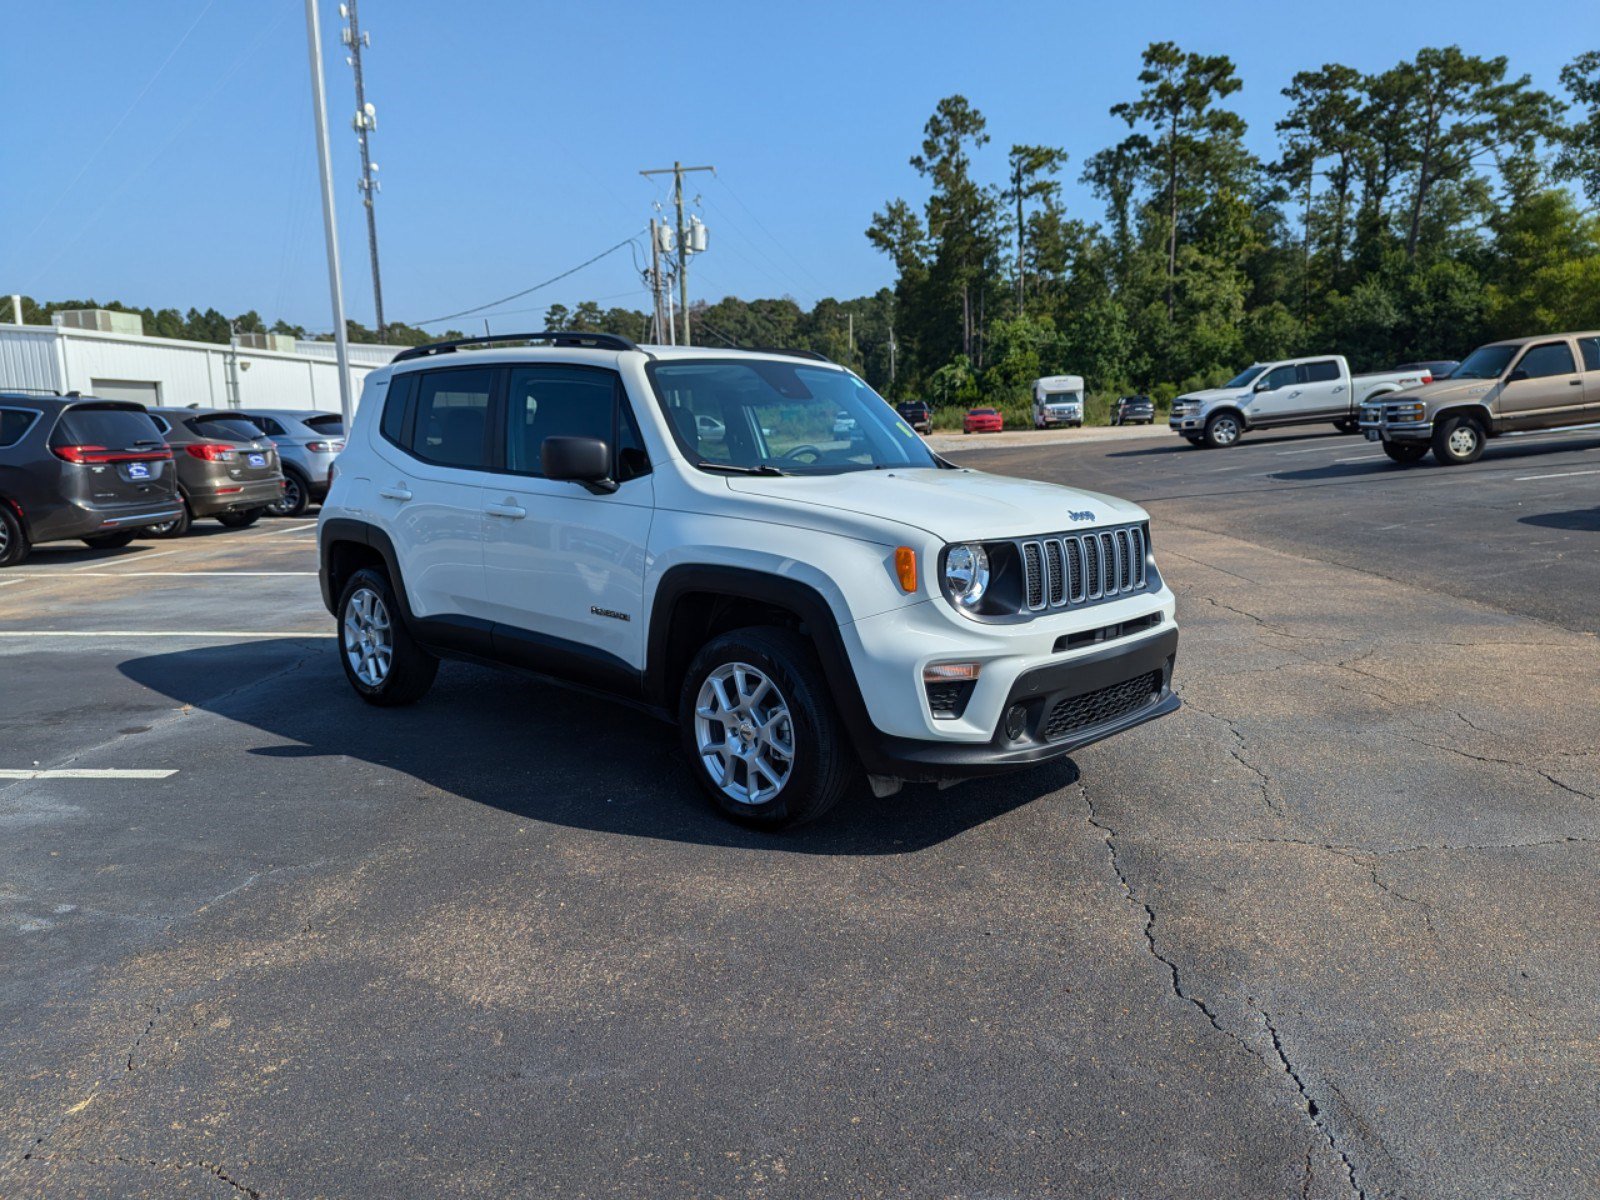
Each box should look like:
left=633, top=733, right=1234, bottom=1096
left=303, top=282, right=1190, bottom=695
left=3, top=1, right=1591, bottom=335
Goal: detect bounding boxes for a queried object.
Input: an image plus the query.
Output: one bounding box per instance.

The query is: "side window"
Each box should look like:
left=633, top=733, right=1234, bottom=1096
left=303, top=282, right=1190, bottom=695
left=0, top=408, right=37, bottom=448
left=251, top=416, right=286, bottom=436
left=149, top=414, right=172, bottom=435
left=1514, top=342, right=1576, bottom=380
left=1261, top=365, right=1298, bottom=391
left=1301, top=360, right=1341, bottom=383
left=503, top=365, right=649, bottom=482
left=381, top=375, right=414, bottom=447
left=409, top=368, right=493, bottom=469
left=1578, top=337, right=1600, bottom=373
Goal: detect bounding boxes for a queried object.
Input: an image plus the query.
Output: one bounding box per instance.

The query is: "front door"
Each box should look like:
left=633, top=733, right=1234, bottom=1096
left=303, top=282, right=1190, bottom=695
left=1245, top=363, right=1303, bottom=425
left=481, top=364, right=654, bottom=682
left=1497, top=340, right=1583, bottom=431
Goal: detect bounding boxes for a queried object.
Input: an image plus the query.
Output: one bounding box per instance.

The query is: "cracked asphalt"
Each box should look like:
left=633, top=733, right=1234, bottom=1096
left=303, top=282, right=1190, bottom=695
left=3, top=425, right=1598, bottom=1199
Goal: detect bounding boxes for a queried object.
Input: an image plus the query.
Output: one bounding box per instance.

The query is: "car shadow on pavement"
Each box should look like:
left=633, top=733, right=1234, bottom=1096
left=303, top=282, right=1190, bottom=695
left=1520, top=508, right=1600, bottom=531
left=120, top=640, right=1071, bottom=855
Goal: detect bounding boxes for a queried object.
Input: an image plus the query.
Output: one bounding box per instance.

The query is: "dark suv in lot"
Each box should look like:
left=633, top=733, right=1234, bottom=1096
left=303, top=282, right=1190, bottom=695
left=1110, top=395, right=1155, bottom=425
left=896, top=401, right=932, bottom=434
left=0, top=393, right=183, bottom=567
left=145, top=408, right=284, bottom=537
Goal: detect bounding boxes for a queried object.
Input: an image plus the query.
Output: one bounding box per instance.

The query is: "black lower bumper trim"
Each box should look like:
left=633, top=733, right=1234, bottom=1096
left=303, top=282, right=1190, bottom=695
left=859, top=627, right=1180, bottom=781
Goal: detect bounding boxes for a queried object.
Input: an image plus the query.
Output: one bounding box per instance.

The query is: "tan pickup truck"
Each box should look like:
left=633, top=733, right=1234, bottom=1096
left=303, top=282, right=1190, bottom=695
left=1360, top=330, right=1600, bottom=465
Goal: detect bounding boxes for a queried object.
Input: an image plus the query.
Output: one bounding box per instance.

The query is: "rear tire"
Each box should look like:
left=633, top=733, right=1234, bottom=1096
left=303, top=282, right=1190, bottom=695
left=1382, top=441, right=1429, bottom=465
left=0, top=505, right=30, bottom=568
left=1431, top=415, right=1485, bottom=465
left=82, top=531, right=137, bottom=549
left=217, top=508, right=264, bottom=529
left=144, top=500, right=191, bottom=539
left=679, top=627, right=856, bottom=829
left=337, top=567, right=438, bottom=706
left=269, top=471, right=310, bottom=518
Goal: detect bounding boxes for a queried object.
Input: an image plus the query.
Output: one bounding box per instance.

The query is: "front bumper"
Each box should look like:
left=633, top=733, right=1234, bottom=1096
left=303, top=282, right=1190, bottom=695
left=856, top=627, right=1179, bottom=780
left=1358, top=405, right=1433, bottom=442
left=1168, top=406, right=1204, bottom=432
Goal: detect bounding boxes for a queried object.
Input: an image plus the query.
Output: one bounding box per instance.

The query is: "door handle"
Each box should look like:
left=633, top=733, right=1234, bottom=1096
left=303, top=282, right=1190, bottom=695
left=1332, top=386, right=1344, bottom=393
left=486, top=502, right=526, bottom=520
left=378, top=484, right=412, bottom=501
left=1570, top=379, right=1583, bottom=386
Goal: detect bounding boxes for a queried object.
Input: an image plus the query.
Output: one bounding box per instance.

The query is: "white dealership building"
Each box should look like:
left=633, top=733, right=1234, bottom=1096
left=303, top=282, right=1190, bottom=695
left=0, top=310, right=399, bottom=412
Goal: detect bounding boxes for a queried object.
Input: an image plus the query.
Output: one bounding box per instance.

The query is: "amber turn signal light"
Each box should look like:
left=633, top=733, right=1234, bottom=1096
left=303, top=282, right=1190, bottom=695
left=895, top=546, right=918, bottom=593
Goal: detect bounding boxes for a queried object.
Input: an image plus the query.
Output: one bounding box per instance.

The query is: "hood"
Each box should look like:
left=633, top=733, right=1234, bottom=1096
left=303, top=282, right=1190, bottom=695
left=1382, top=377, right=1496, bottom=404
left=1176, top=386, right=1252, bottom=406
left=725, top=468, right=1147, bottom=543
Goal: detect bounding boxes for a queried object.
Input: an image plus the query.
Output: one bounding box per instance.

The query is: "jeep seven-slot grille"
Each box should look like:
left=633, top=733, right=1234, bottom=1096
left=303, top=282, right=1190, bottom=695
left=1017, top=523, right=1149, bottom=613
left=1042, top=670, right=1163, bottom=742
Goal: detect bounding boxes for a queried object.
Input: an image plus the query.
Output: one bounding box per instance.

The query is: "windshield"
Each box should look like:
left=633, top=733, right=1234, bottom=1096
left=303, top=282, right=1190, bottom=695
left=649, top=360, right=938, bottom=475
left=1043, top=392, right=1079, bottom=405
left=1452, top=344, right=1519, bottom=380
left=1223, top=366, right=1266, bottom=389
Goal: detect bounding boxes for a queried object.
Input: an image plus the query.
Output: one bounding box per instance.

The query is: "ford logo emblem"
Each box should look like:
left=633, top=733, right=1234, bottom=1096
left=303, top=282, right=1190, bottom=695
left=1068, top=510, right=1095, bottom=522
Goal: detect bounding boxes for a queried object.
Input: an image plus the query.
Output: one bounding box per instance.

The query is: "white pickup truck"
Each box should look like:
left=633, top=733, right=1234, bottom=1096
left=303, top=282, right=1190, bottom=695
left=1168, top=356, right=1435, bottom=448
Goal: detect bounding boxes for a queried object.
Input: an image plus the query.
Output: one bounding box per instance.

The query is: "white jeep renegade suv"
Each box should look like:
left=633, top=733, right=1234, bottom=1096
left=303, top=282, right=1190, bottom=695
left=318, top=333, right=1179, bottom=828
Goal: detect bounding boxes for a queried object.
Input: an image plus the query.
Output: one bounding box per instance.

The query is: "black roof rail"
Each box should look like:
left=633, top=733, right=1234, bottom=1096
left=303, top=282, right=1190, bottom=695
left=747, top=346, right=833, bottom=363
left=391, top=331, right=643, bottom=363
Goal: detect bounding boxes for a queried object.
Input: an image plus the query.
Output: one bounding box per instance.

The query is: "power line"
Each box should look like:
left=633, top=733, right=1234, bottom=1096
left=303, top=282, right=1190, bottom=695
left=711, top=174, right=832, bottom=296
left=410, top=233, right=645, bottom=327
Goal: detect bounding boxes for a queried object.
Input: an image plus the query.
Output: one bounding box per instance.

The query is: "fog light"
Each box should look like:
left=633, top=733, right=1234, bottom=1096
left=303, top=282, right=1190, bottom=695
left=1003, top=704, right=1028, bottom=741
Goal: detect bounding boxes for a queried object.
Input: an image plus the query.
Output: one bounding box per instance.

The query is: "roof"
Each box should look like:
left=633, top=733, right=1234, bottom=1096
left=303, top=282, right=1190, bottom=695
left=1482, top=330, right=1600, bottom=348
left=385, top=342, right=843, bottom=374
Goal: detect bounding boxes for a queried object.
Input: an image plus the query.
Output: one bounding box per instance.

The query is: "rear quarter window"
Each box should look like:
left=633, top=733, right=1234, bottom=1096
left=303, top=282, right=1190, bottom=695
left=0, top=408, right=38, bottom=448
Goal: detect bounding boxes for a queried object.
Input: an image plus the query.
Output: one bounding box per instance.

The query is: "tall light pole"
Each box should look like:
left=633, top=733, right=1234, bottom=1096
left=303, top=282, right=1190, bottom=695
left=341, top=0, right=386, bottom=342
left=640, top=161, right=713, bottom=345
left=304, top=0, right=353, bottom=427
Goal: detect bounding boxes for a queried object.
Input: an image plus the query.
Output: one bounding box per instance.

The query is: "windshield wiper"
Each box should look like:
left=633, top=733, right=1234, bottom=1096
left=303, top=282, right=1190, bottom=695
left=696, top=461, right=788, bottom=476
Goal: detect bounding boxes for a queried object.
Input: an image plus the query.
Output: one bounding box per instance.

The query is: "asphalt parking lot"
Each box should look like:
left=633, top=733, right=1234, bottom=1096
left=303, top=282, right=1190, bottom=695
left=4, top=427, right=1599, bottom=1199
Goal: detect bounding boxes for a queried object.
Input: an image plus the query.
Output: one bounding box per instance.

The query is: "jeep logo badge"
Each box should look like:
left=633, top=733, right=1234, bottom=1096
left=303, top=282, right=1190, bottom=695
left=1068, top=510, right=1095, bottom=522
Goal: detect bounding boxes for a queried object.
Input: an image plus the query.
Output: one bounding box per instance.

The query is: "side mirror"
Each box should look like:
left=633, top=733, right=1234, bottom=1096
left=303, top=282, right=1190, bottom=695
left=1254, top=378, right=1273, bottom=393
left=1507, top=368, right=1529, bottom=383
left=542, top=435, right=617, bottom=494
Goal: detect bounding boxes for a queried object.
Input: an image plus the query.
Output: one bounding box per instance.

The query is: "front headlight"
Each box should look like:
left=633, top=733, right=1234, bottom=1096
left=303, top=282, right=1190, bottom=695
left=943, top=543, right=990, bottom=610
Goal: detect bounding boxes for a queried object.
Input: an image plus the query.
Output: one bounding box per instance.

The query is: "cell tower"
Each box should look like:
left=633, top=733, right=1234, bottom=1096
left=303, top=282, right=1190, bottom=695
left=340, top=1, right=385, bottom=342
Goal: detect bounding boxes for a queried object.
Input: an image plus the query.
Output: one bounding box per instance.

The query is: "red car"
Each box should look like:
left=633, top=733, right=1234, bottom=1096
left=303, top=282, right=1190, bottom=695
left=962, top=407, right=1003, bottom=434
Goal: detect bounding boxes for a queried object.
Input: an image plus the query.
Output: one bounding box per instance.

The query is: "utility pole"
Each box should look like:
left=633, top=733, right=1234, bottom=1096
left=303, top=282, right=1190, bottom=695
left=304, top=0, right=353, bottom=427
left=648, top=218, right=665, bottom=344
left=341, top=0, right=385, bottom=342
left=640, top=161, right=713, bottom=345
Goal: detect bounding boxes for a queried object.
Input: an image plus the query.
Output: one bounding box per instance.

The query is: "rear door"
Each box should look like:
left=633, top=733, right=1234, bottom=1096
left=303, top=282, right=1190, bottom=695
left=371, top=366, right=495, bottom=624
left=1577, top=336, right=1600, bottom=415
left=1498, top=340, right=1583, bottom=430
left=52, top=404, right=176, bottom=510
left=481, top=363, right=653, bottom=680
left=1294, top=359, right=1348, bottom=419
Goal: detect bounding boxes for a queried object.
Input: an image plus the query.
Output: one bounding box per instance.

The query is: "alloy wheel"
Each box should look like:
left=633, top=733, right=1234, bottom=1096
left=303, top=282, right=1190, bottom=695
left=1448, top=426, right=1478, bottom=458
left=1212, top=417, right=1239, bottom=445
left=343, top=586, right=394, bottom=687
left=273, top=476, right=303, bottom=515
left=694, top=662, right=795, bottom=805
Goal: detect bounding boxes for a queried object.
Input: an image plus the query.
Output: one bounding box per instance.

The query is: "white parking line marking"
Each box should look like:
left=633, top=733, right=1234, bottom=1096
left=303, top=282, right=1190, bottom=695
left=1336, top=453, right=1387, bottom=462
left=0, top=630, right=334, bottom=638
left=1512, top=468, right=1600, bottom=481
left=0, top=769, right=177, bottom=780
left=7, top=571, right=317, bottom=578
left=1276, top=444, right=1347, bottom=455
left=95, top=548, right=184, bottom=571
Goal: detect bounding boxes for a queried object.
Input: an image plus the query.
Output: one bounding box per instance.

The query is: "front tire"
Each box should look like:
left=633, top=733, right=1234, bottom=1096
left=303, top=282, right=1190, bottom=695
left=1432, top=415, right=1485, bottom=465
left=1382, top=441, right=1429, bottom=465
left=679, top=627, right=856, bottom=829
left=82, top=530, right=137, bottom=549
left=337, top=567, right=438, bottom=706
left=1202, top=412, right=1243, bottom=448
left=144, top=500, right=192, bottom=539
left=0, top=505, right=30, bottom=568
